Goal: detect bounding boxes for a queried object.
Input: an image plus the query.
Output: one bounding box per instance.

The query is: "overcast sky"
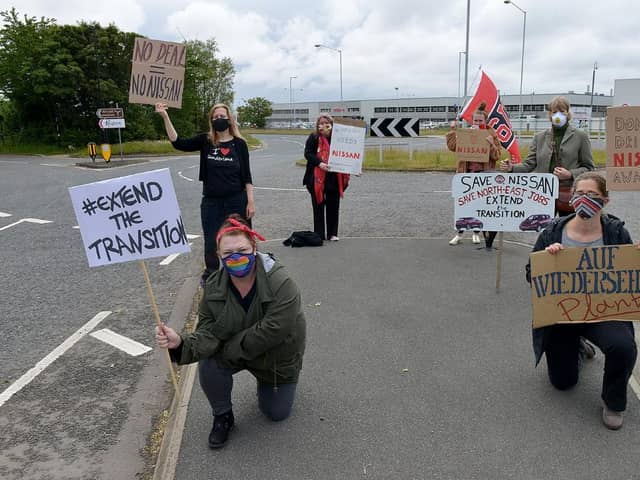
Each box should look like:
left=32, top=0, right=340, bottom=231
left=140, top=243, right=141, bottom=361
left=2, top=0, right=637, bottom=106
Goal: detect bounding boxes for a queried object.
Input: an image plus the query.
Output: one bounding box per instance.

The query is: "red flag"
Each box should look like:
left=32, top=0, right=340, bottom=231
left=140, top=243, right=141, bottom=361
left=460, top=71, right=522, bottom=163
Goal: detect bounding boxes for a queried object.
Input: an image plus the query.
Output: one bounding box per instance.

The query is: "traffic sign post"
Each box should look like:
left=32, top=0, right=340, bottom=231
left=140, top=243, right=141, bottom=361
left=96, top=108, right=124, bottom=119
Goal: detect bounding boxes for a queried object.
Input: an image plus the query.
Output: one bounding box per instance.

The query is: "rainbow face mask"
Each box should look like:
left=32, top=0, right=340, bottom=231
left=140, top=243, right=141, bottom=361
left=221, top=252, right=256, bottom=277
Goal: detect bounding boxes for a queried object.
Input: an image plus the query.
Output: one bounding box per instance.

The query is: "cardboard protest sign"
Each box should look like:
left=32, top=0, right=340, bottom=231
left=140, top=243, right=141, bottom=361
left=451, top=173, right=558, bottom=232
left=530, top=245, right=640, bottom=328
left=328, top=119, right=366, bottom=175
left=69, top=168, right=190, bottom=267
left=129, top=38, right=186, bottom=108
left=454, top=128, right=491, bottom=164
left=606, top=106, right=640, bottom=191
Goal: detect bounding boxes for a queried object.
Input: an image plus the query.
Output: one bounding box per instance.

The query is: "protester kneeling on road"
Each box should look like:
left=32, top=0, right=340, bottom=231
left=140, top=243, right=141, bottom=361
left=155, top=214, right=306, bottom=448
left=525, top=172, right=638, bottom=430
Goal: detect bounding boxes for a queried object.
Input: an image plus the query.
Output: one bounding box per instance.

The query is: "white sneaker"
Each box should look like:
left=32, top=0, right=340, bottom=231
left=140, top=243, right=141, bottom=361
left=329, top=236, right=339, bottom=241
left=449, top=234, right=462, bottom=245
left=472, top=233, right=481, bottom=244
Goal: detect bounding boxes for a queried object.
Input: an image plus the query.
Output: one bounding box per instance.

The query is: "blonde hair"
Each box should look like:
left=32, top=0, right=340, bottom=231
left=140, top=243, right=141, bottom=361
left=314, top=114, right=334, bottom=136
left=207, top=104, right=245, bottom=145
left=547, top=96, right=573, bottom=120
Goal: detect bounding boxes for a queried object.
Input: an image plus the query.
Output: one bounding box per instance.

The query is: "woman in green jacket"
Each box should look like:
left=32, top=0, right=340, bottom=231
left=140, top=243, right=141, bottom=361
left=155, top=214, right=306, bottom=448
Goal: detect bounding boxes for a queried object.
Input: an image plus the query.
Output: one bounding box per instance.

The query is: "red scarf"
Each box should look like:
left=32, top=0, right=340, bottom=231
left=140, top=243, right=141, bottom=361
left=314, top=134, right=350, bottom=204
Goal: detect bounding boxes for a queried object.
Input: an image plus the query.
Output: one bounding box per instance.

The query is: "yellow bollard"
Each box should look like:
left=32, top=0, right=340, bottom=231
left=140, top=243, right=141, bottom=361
left=101, top=143, right=112, bottom=163
left=87, top=142, right=97, bottom=162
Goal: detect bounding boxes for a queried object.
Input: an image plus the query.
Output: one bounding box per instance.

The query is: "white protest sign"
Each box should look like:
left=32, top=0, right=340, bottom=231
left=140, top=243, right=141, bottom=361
left=69, top=168, right=190, bottom=267
left=328, top=120, right=366, bottom=175
left=451, top=173, right=558, bottom=232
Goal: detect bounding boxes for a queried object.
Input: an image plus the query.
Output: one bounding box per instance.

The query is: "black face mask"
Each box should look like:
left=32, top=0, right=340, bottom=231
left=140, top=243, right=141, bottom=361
left=213, top=118, right=230, bottom=132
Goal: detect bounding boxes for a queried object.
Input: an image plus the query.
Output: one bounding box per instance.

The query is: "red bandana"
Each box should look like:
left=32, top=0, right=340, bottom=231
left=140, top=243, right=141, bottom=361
left=216, top=218, right=266, bottom=243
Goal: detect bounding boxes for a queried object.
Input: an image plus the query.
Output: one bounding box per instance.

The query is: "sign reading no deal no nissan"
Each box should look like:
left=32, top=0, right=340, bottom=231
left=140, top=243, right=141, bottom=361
left=69, top=168, right=190, bottom=267
left=451, top=173, right=558, bottom=232
left=606, top=106, right=640, bottom=191
left=129, top=38, right=186, bottom=109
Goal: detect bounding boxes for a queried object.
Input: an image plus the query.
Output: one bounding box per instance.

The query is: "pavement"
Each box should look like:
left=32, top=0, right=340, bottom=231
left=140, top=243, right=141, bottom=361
left=154, top=236, right=640, bottom=480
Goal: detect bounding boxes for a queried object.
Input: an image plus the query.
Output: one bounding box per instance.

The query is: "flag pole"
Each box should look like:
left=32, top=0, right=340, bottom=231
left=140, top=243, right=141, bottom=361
left=495, top=232, right=504, bottom=292
left=140, top=260, right=180, bottom=394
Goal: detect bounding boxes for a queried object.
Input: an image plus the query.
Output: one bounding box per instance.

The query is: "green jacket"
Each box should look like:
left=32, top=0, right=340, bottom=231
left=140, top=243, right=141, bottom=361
left=512, top=124, right=595, bottom=187
left=175, top=253, right=306, bottom=385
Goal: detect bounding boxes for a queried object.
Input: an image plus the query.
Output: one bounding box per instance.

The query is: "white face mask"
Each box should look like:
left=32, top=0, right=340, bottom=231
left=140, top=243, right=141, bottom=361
left=551, top=112, right=567, bottom=128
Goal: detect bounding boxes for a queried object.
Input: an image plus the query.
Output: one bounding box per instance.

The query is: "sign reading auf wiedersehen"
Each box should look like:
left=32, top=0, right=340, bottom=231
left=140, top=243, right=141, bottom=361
left=129, top=38, right=186, bottom=109
left=606, top=105, right=640, bottom=191
left=455, top=128, right=491, bottom=164
left=451, top=172, right=558, bottom=232
left=69, top=168, right=190, bottom=267
left=530, top=245, right=640, bottom=328
left=328, top=119, right=366, bottom=175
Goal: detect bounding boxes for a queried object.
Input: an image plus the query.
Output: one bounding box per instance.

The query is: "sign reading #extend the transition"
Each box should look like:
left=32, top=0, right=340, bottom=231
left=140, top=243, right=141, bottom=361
left=69, top=168, right=190, bottom=267
left=451, top=173, right=558, bottom=232
left=530, top=245, right=640, bottom=328
left=328, top=119, right=366, bottom=175
left=129, top=37, right=186, bottom=109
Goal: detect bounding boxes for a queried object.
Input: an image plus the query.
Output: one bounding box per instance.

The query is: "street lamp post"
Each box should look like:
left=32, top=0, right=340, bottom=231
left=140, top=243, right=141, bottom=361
left=458, top=51, right=466, bottom=119
left=314, top=44, right=343, bottom=107
left=589, top=61, right=598, bottom=135
left=289, top=75, right=297, bottom=129
left=504, top=0, right=526, bottom=137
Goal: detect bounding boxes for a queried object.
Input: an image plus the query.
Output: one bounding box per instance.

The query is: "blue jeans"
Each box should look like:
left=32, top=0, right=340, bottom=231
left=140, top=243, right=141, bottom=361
left=198, top=357, right=297, bottom=421
left=200, top=192, right=248, bottom=279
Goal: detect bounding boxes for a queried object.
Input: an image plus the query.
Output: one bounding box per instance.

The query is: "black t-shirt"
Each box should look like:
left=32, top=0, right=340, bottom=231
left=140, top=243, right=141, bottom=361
left=204, top=140, right=243, bottom=198
left=171, top=134, right=252, bottom=198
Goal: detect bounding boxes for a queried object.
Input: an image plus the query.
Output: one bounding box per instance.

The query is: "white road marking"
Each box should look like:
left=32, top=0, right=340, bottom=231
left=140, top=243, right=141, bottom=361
left=90, top=328, right=152, bottom=357
left=254, top=186, right=306, bottom=192
left=0, top=212, right=11, bottom=217
left=40, top=163, right=67, bottom=168
left=178, top=165, right=198, bottom=182
left=630, top=375, right=640, bottom=401
left=277, top=137, right=305, bottom=147
left=73, top=225, right=79, bottom=229
left=0, top=218, right=53, bottom=232
left=159, top=243, right=192, bottom=265
left=0, top=311, right=112, bottom=408
left=186, top=234, right=200, bottom=240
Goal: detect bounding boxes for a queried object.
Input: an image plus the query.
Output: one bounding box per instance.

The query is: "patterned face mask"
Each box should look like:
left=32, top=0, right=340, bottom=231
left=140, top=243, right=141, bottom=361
left=570, top=194, right=605, bottom=219
left=221, top=252, right=256, bottom=277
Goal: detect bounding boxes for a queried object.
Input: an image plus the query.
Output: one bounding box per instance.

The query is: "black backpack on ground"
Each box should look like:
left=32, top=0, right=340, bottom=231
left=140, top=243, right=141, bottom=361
left=283, top=231, right=323, bottom=247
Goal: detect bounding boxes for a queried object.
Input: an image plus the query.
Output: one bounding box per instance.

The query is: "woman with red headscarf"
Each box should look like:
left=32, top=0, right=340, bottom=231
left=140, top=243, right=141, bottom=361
left=303, top=114, right=350, bottom=241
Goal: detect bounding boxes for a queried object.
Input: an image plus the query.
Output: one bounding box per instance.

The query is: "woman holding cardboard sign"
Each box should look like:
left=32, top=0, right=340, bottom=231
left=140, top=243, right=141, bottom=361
left=499, top=96, right=595, bottom=216
left=525, top=172, right=637, bottom=430
left=156, top=102, right=255, bottom=286
left=446, top=102, right=501, bottom=247
left=303, top=114, right=350, bottom=241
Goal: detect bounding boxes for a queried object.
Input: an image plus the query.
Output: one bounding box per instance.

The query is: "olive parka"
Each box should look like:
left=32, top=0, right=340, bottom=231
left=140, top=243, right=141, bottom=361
left=170, top=252, right=306, bottom=385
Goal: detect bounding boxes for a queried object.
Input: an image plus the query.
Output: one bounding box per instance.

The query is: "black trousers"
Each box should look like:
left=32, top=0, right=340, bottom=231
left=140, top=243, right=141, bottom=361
left=544, top=321, right=637, bottom=411
left=200, top=191, right=248, bottom=279
left=307, top=186, right=340, bottom=240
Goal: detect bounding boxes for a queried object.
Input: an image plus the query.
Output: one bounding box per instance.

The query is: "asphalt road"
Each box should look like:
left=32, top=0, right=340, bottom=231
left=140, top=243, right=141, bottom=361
left=0, top=134, right=638, bottom=479
left=175, top=135, right=640, bottom=480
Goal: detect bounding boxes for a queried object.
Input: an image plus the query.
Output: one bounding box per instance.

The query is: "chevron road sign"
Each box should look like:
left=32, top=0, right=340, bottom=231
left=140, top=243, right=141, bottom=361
left=370, top=118, right=420, bottom=137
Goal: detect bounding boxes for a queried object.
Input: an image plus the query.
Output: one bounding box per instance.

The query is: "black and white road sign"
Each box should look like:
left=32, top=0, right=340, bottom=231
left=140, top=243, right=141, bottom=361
left=96, top=108, right=124, bottom=119
left=370, top=118, right=420, bottom=137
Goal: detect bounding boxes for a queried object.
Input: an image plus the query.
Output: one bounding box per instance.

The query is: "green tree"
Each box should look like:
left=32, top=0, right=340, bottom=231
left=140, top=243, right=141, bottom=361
left=237, top=97, right=272, bottom=128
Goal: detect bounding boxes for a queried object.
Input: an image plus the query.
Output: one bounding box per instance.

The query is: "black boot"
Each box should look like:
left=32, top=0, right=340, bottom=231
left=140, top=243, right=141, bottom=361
left=208, top=411, right=234, bottom=449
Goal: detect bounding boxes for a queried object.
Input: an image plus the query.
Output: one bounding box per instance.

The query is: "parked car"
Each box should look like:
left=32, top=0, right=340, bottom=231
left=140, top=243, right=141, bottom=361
left=455, top=217, right=483, bottom=230
left=519, top=214, right=552, bottom=232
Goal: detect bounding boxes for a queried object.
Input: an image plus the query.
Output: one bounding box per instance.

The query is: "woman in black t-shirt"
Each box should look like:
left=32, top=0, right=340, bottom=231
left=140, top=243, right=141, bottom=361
left=156, top=102, right=255, bottom=285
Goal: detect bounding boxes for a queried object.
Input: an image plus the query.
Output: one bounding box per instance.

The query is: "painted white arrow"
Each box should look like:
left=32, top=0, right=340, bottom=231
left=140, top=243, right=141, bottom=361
left=0, top=217, right=53, bottom=232
left=0, top=212, right=11, bottom=218
left=90, top=328, right=152, bottom=357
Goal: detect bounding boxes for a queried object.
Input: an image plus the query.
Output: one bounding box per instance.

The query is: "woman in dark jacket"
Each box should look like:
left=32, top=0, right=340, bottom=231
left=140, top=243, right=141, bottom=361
left=156, top=102, right=255, bottom=285
left=303, top=114, right=349, bottom=241
left=526, top=172, right=637, bottom=430
left=156, top=215, right=306, bottom=448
